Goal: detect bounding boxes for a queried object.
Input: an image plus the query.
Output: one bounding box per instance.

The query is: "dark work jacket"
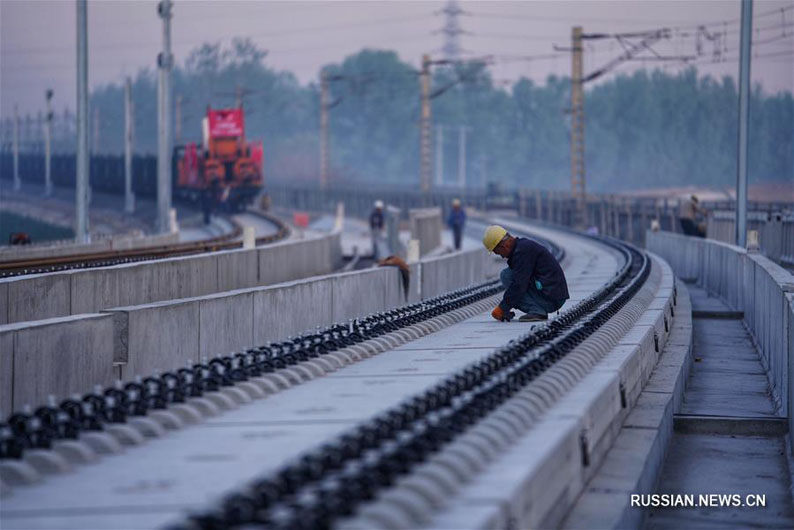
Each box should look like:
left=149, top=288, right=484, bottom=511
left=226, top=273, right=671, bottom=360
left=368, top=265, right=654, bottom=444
left=370, top=209, right=384, bottom=230
left=447, top=208, right=466, bottom=229
left=500, top=237, right=569, bottom=311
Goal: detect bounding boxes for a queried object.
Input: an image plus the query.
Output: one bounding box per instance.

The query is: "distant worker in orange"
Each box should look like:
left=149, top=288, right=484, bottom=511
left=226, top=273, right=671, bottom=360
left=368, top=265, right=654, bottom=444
left=447, top=198, right=466, bottom=250
left=482, top=225, right=569, bottom=322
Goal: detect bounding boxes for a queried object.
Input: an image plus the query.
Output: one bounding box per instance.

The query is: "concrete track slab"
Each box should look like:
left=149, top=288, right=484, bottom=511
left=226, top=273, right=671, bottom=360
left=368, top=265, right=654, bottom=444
left=325, top=347, right=495, bottom=378
left=0, top=221, right=621, bottom=530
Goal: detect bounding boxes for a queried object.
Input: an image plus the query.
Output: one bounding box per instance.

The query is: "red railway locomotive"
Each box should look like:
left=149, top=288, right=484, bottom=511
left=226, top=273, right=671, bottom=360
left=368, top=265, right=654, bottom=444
left=173, top=107, right=264, bottom=212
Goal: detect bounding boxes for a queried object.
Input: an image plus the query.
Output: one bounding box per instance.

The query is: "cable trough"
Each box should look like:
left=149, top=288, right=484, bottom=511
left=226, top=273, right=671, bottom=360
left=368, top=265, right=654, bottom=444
left=162, top=237, right=648, bottom=530
left=0, top=210, right=289, bottom=278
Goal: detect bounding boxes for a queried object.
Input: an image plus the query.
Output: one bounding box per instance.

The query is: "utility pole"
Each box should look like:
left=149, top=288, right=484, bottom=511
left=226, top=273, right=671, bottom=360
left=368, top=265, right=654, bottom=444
left=44, top=89, right=53, bottom=196
left=570, top=26, right=586, bottom=227
left=24, top=115, right=32, bottom=153
left=124, top=77, right=135, bottom=213
left=157, top=0, right=173, bottom=234
left=36, top=111, right=43, bottom=153
left=420, top=54, right=432, bottom=193
left=736, top=0, right=752, bottom=248
left=320, top=71, right=329, bottom=189
left=75, top=0, right=89, bottom=243
left=12, top=105, right=20, bottom=191
left=457, top=126, right=468, bottom=188
left=175, top=93, right=182, bottom=144
left=92, top=106, right=100, bottom=153
left=435, top=125, right=444, bottom=186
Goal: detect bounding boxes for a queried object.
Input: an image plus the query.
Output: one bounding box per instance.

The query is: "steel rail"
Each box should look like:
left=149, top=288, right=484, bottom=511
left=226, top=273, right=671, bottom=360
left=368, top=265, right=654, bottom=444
left=0, top=229, right=562, bottom=464
left=173, top=237, right=648, bottom=530
left=0, top=279, right=507, bottom=461
left=0, top=210, right=289, bottom=278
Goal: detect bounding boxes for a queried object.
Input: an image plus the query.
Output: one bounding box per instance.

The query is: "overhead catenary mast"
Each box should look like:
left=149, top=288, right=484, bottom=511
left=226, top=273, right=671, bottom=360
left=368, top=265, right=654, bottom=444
left=157, top=0, right=174, bottom=234
left=75, top=0, right=89, bottom=243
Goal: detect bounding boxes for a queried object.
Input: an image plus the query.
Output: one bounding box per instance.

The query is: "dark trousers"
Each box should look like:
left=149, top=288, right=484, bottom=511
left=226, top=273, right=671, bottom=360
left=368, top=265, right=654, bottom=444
left=452, top=227, right=463, bottom=250
left=500, top=268, right=564, bottom=316
left=679, top=218, right=705, bottom=238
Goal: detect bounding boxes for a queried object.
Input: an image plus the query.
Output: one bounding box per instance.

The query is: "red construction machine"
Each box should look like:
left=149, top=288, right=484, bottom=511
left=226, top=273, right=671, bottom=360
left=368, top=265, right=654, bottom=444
left=173, top=107, right=264, bottom=212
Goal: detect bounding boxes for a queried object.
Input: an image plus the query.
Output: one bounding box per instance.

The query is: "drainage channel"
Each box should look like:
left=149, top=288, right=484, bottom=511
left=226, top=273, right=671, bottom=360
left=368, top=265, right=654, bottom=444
left=173, top=237, right=648, bottom=530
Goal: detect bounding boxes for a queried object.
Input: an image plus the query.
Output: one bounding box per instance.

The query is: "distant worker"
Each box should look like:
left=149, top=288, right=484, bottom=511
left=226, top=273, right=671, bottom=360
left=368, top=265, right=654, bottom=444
left=201, top=179, right=220, bottom=225
left=678, top=195, right=706, bottom=238
left=447, top=198, right=466, bottom=250
left=369, top=200, right=385, bottom=260
left=482, top=225, right=569, bottom=322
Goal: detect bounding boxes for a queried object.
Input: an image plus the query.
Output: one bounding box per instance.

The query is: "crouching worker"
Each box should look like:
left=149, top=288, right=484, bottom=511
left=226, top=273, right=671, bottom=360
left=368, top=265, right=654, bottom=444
left=482, top=225, right=569, bottom=322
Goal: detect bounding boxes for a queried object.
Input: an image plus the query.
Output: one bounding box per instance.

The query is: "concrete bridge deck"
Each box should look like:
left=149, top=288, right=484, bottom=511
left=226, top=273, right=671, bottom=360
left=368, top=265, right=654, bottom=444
left=0, top=212, right=792, bottom=530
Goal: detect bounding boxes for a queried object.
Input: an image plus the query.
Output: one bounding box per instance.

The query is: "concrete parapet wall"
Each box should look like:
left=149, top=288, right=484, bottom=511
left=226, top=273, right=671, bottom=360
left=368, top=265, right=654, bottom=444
left=647, top=230, right=794, bottom=435
left=0, top=314, right=116, bottom=413
left=253, top=278, right=335, bottom=345
left=420, top=248, right=499, bottom=300
left=409, top=207, right=442, bottom=256
left=0, top=240, right=494, bottom=407
left=3, top=273, right=71, bottom=324
left=0, top=231, right=180, bottom=263
left=0, top=231, right=342, bottom=325
left=107, top=252, right=476, bottom=380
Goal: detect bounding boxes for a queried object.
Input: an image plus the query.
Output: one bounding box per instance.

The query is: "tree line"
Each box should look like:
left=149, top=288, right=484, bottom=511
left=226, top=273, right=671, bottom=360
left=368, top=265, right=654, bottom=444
left=80, top=38, right=793, bottom=192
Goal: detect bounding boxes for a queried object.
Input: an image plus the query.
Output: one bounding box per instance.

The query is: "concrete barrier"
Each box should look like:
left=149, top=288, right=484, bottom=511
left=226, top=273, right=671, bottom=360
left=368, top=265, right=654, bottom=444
left=253, top=278, right=335, bottom=344
left=1, top=238, right=494, bottom=408
left=1, top=231, right=342, bottom=324
left=420, top=248, right=497, bottom=299
left=409, top=207, right=442, bottom=256
left=106, top=299, right=200, bottom=379
left=647, top=229, right=794, bottom=450
left=4, top=272, right=72, bottom=324
left=0, top=314, right=116, bottom=412
left=0, top=231, right=180, bottom=263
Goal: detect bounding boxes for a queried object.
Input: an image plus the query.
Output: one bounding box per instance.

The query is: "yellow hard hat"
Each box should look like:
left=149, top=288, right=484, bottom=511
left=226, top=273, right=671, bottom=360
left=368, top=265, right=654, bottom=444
left=482, top=225, right=507, bottom=252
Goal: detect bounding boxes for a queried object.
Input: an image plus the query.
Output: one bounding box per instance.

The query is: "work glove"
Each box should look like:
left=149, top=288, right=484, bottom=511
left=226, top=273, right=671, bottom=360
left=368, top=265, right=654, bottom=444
left=491, top=306, right=515, bottom=322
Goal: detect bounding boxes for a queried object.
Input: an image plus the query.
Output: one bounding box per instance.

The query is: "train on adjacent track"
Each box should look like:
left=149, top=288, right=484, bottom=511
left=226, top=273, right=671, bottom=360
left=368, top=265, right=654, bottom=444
left=173, top=106, right=264, bottom=212
left=0, top=107, right=265, bottom=212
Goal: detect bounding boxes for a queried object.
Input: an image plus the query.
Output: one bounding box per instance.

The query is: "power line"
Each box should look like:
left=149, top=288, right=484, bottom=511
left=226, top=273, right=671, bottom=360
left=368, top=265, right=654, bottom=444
left=0, top=13, right=435, bottom=56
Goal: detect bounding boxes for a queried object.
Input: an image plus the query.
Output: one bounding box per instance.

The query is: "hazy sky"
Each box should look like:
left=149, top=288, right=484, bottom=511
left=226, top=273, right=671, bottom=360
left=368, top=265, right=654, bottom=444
left=2, top=0, right=792, bottom=118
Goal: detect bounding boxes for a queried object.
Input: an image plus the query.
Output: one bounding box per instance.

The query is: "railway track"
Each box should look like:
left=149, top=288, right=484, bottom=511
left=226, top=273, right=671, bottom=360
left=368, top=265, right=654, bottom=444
left=178, top=235, right=647, bottom=530
left=0, top=210, right=289, bottom=278
left=0, top=223, right=651, bottom=530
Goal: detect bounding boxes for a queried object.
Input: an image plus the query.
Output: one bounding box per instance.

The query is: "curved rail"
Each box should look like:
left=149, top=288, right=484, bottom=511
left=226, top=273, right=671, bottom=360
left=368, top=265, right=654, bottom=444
left=0, top=229, right=565, bottom=461
left=177, top=236, right=648, bottom=529
left=0, top=223, right=647, bottom=530
left=0, top=210, right=289, bottom=278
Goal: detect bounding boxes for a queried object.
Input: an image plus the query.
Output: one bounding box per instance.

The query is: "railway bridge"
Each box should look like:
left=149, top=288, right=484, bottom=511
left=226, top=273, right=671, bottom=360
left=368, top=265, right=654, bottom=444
left=1, top=191, right=792, bottom=530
